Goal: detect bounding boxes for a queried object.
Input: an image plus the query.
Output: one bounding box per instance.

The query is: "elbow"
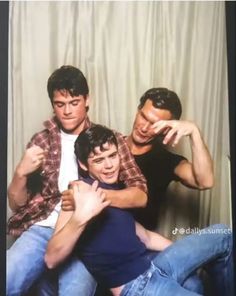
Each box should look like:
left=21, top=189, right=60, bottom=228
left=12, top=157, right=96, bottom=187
left=7, top=189, right=26, bottom=212
left=140, top=192, right=148, bottom=208
left=8, top=193, right=19, bottom=212
left=197, top=176, right=214, bottom=190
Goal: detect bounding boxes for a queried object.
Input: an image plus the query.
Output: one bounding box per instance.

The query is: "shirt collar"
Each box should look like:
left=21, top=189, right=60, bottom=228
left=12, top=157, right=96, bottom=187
left=43, top=116, right=91, bottom=133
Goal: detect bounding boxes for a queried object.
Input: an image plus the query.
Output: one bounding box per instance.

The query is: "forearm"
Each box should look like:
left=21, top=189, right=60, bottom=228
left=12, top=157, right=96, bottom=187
left=135, top=222, right=172, bottom=251
left=104, top=187, right=147, bottom=208
left=45, top=214, right=86, bottom=269
left=190, top=127, right=214, bottom=188
left=8, top=166, right=28, bottom=211
left=145, top=231, right=172, bottom=251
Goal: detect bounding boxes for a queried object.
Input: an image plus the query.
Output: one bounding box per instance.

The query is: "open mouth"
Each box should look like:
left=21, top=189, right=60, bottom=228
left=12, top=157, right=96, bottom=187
left=103, top=172, right=116, bottom=178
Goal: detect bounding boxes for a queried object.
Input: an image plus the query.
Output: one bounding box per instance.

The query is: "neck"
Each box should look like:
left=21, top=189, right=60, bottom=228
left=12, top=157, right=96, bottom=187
left=126, top=135, right=152, bottom=155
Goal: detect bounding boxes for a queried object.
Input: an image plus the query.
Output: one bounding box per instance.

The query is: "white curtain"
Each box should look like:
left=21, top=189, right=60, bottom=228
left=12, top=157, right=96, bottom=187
left=8, top=1, right=231, bottom=241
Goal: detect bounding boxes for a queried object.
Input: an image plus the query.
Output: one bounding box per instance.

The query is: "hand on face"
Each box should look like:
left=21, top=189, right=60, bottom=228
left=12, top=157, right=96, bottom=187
left=17, top=145, right=47, bottom=176
left=72, top=180, right=110, bottom=224
left=151, top=120, right=197, bottom=147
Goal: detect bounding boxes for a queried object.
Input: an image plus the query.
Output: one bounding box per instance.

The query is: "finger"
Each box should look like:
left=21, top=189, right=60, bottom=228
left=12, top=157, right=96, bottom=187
left=43, top=150, right=49, bottom=157
left=100, top=192, right=106, bottom=201
left=96, top=188, right=104, bottom=196
left=37, top=154, right=45, bottom=161
left=72, top=183, right=79, bottom=198
left=96, top=189, right=106, bottom=200
left=62, top=189, right=73, bottom=195
left=163, top=128, right=177, bottom=145
left=69, top=180, right=80, bottom=188
left=171, top=131, right=182, bottom=147
left=61, top=195, right=70, bottom=202
left=62, top=205, right=74, bottom=211
left=91, top=180, right=99, bottom=191
left=101, top=200, right=111, bottom=209
left=152, top=121, right=170, bottom=135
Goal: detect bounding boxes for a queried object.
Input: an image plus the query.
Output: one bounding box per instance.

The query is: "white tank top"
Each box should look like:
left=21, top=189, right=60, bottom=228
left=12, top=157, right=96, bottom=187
left=35, top=130, right=78, bottom=228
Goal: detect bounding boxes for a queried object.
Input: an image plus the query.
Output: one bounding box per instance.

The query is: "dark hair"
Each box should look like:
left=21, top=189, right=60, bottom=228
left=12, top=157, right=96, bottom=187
left=74, top=125, right=118, bottom=176
left=138, top=88, right=182, bottom=119
left=47, top=65, right=89, bottom=103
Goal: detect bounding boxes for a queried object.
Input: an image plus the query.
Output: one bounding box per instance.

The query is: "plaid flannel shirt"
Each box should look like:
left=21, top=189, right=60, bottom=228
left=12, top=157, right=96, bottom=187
left=8, top=117, right=147, bottom=237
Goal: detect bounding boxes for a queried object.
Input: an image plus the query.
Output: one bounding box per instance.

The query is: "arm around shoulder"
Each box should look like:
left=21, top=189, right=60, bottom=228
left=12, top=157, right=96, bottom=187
left=113, top=132, right=148, bottom=208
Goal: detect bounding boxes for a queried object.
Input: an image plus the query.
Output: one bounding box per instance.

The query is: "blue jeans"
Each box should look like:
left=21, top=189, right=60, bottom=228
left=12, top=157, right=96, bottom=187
left=143, top=251, right=203, bottom=294
left=7, top=225, right=96, bottom=296
left=121, top=224, right=233, bottom=296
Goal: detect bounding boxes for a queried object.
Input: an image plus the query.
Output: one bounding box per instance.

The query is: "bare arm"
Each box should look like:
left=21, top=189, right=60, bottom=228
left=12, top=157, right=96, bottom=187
left=45, top=181, right=110, bottom=269
left=103, top=187, right=147, bottom=208
left=153, top=120, right=214, bottom=189
left=45, top=209, right=85, bottom=269
left=135, top=222, right=172, bottom=251
left=8, top=145, right=47, bottom=211
left=62, top=184, right=147, bottom=211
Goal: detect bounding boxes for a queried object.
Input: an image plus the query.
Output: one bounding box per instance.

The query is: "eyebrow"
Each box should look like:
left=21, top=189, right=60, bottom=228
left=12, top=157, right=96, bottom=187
left=53, top=98, right=81, bottom=103
left=140, top=110, right=156, bottom=124
left=89, top=150, right=118, bottom=161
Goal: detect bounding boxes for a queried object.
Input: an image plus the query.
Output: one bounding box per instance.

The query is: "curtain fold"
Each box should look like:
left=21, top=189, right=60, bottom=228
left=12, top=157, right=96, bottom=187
left=8, top=1, right=231, bottom=241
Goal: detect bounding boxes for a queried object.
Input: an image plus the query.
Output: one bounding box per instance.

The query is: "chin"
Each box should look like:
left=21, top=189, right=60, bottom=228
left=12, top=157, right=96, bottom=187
left=104, top=180, right=116, bottom=184
left=61, top=125, right=79, bottom=134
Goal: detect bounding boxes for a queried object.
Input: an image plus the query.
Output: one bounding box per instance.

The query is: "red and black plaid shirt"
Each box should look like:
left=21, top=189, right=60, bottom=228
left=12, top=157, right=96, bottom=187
left=8, top=117, right=147, bottom=237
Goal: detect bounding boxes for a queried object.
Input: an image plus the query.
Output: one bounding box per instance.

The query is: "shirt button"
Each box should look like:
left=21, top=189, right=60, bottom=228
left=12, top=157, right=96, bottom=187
left=54, top=151, right=57, bottom=155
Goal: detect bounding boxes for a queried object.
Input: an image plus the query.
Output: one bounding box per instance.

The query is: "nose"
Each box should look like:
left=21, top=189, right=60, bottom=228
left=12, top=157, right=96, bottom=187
left=104, top=158, right=113, bottom=169
left=141, top=122, right=151, bottom=133
left=63, top=103, right=72, bottom=115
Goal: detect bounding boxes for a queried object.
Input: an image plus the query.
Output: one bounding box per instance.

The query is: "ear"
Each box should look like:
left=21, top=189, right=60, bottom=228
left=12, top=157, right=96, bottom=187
left=85, top=95, right=90, bottom=107
left=78, top=160, right=88, bottom=172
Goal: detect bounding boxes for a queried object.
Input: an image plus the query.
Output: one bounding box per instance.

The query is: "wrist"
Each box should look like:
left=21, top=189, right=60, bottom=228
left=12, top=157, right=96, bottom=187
left=16, top=165, right=28, bottom=178
left=71, top=212, right=89, bottom=228
left=190, top=124, right=201, bottom=142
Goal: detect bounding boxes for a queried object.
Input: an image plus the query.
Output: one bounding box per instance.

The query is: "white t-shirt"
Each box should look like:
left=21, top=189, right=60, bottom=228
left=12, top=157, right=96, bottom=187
left=35, top=130, right=78, bottom=228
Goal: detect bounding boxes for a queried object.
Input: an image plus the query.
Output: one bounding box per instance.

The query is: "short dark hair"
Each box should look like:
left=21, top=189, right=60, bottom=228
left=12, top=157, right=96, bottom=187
left=47, top=65, right=89, bottom=103
left=74, top=125, right=118, bottom=176
left=138, top=88, right=182, bottom=119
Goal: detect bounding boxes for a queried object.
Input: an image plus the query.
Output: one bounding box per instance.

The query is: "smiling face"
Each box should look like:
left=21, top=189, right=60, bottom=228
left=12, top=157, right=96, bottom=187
left=131, top=99, right=173, bottom=145
left=80, top=142, right=120, bottom=184
left=52, top=90, right=89, bottom=135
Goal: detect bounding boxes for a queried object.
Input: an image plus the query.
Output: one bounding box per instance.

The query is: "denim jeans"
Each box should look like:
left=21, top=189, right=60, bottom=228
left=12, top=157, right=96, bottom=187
left=7, top=225, right=96, bottom=296
left=143, top=250, right=203, bottom=294
left=121, top=224, right=233, bottom=296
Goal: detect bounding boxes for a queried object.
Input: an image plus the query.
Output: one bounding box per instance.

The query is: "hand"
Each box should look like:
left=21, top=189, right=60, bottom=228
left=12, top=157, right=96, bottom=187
left=151, top=120, right=197, bottom=147
left=72, top=181, right=110, bottom=224
left=61, top=180, right=92, bottom=211
left=16, top=145, right=47, bottom=176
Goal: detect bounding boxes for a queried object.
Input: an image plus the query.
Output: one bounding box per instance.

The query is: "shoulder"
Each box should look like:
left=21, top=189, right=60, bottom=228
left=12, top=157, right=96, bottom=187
left=27, top=118, right=60, bottom=149
left=27, top=129, right=50, bottom=149
left=112, top=130, right=127, bottom=145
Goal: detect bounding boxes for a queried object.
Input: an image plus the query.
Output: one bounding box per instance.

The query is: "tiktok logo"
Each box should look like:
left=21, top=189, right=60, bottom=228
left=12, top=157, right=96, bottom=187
left=172, top=227, right=178, bottom=235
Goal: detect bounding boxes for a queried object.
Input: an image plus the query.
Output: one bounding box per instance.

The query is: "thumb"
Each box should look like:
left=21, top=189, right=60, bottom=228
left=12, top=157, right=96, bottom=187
left=72, top=184, right=79, bottom=201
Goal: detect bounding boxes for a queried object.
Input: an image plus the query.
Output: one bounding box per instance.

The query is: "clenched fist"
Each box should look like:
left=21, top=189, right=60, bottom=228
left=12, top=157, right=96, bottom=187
left=16, top=145, right=47, bottom=177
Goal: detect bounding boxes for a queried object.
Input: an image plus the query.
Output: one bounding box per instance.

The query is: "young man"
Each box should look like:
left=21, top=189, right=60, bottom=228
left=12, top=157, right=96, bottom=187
left=62, top=88, right=213, bottom=231
left=126, top=87, right=214, bottom=229
left=7, top=66, right=147, bottom=295
left=45, top=125, right=233, bottom=296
